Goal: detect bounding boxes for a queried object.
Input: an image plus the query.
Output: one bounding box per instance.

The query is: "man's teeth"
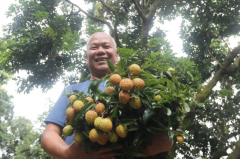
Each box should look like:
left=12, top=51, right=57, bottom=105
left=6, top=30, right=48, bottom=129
left=96, top=59, right=107, bottom=62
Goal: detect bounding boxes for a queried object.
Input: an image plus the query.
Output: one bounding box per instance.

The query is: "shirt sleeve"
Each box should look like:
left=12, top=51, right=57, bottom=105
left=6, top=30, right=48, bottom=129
left=44, top=85, right=72, bottom=127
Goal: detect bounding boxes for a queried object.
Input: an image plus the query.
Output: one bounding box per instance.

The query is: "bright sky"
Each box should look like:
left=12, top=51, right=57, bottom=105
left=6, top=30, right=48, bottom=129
left=1, top=1, right=239, bottom=124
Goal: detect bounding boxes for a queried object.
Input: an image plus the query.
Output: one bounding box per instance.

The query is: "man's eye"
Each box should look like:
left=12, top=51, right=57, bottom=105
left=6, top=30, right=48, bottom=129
left=104, top=46, right=110, bottom=48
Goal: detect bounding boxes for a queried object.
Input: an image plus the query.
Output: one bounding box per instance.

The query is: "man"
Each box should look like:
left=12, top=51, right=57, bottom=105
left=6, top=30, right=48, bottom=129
left=41, top=32, right=173, bottom=159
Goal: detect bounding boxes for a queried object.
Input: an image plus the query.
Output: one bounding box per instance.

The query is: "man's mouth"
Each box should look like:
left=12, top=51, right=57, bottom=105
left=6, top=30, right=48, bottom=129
left=95, top=58, right=107, bottom=62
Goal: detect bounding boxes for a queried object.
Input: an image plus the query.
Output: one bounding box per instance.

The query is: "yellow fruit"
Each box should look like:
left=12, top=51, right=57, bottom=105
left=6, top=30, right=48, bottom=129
left=119, top=78, right=134, bottom=91
left=94, top=117, right=103, bottom=129
left=97, top=133, right=108, bottom=145
left=104, top=86, right=116, bottom=94
left=168, top=67, right=175, bottom=73
left=177, top=135, right=184, bottom=144
left=129, top=64, right=141, bottom=75
left=85, top=110, right=98, bottom=125
left=99, top=118, right=113, bottom=133
left=132, top=78, right=145, bottom=90
left=129, top=96, right=142, bottom=109
left=108, top=131, right=118, bottom=143
left=154, top=95, right=162, bottom=101
left=69, top=95, right=77, bottom=105
left=119, top=90, right=130, bottom=104
left=74, top=133, right=82, bottom=143
left=85, top=97, right=94, bottom=103
left=66, top=107, right=75, bottom=120
left=63, top=125, right=73, bottom=136
left=110, top=74, right=121, bottom=86
left=89, top=128, right=100, bottom=142
left=73, top=100, right=84, bottom=112
left=95, top=103, right=105, bottom=115
left=116, top=124, right=127, bottom=138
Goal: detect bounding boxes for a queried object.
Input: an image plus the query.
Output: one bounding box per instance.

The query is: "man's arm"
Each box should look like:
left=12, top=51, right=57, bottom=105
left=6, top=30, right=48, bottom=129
left=141, top=133, right=173, bottom=157
left=41, top=123, right=120, bottom=159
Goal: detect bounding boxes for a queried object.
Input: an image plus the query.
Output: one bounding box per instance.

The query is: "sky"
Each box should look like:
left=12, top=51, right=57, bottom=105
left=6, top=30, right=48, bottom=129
left=0, top=1, right=239, bottom=124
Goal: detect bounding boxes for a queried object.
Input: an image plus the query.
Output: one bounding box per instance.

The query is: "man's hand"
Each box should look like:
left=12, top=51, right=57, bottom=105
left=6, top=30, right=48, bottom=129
left=65, top=142, right=120, bottom=159
left=141, top=133, right=173, bottom=157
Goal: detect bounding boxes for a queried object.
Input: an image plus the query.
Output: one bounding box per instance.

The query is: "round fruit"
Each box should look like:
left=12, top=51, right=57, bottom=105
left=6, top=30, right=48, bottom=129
left=69, top=95, right=77, bottom=105
left=66, top=107, right=75, bottom=120
left=94, top=117, right=103, bottom=129
left=104, top=86, right=116, bottom=94
left=99, top=118, right=113, bottom=133
left=177, top=135, right=184, bottom=144
left=74, top=133, right=82, bottom=143
left=85, top=110, right=98, bottom=125
left=89, top=128, right=100, bottom=142
left=154, top=95, right=162, bottom=101
left=119, top=78, right=134, bottom=91
left=116, top=124, right=127, bottom=138
left=95, top=103, right=105, bottom=115
left=85, top=97, right=94, bottom=103
left=63, top=125, right=73, bottom=136
left=168, top=67, right=175, bottom=73
left=119, top=90, right=130, bottom=104
left=129, top=96, right=142, bottom=109
left=132, top=78, right=145, bottom=90
left=73, top=100, right=84, bottom=112
left=110, top=74, right=121, bottom=86
left=97, top=133, right=108, bottom=145
left=129, top=64, right=141, bottom=75
left=108, top=131, right=118, bottom=143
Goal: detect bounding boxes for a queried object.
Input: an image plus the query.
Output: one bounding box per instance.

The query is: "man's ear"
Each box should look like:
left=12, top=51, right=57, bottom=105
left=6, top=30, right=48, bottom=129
left=85, top=53, right=89, bottom=65
left=115, top=51, right=119, bottom=63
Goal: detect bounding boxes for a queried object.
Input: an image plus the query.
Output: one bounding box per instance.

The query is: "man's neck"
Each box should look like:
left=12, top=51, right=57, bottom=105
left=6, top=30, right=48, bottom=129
left=90, top=70, right=111, bottom=80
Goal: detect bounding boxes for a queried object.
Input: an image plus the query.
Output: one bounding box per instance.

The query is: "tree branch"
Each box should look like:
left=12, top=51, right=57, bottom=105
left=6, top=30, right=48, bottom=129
left=211, top=148, right=228, bottom=159
left=132, top=0, right=147, bottom=21
left=227, top=139, right=240, bottom=159
left=65, top=0, right=114, bottom=34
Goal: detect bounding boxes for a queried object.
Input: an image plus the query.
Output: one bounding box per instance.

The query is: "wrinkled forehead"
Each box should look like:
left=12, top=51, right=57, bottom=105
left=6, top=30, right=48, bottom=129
left=88, top=34, right=114, bottom=46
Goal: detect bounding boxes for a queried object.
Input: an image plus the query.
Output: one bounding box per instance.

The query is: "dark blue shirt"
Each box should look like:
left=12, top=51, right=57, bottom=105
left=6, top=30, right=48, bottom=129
left=44, top=80, right=106, bottom=145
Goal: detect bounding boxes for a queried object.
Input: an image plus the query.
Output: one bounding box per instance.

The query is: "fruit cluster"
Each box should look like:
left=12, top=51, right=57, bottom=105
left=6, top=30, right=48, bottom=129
left=62, top=63, right=187, bottom=157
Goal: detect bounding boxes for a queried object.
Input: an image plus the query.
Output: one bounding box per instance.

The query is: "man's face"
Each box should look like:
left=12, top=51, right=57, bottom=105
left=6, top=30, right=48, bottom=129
left=86, top=33, right=119, bottom=76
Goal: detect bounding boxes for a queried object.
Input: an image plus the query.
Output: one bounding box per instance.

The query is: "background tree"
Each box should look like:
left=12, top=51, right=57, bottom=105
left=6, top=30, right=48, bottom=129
left=0, top=0, right=240, bottom=158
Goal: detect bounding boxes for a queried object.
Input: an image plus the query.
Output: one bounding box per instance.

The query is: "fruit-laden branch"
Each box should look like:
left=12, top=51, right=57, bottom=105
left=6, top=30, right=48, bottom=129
left=65, top=0, right=114, bottom=36
left=183, top=45, right=240, bottom=128
left=227, top=139, right=240, bottom=159
left=98, top=0, right=122, bottom=48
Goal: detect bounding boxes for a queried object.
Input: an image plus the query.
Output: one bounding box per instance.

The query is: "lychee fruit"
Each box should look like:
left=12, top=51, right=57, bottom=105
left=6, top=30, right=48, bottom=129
left=132, top=78, right=145, bottom=90
left=74, top=133, right=82, bottom=143
left=69, top=95, right=77, bottom=105
left=154, top=95, right=162, bottom=101
left=66, top=107, right=75, bottom=120
left=119, top=78, right=134, bottom=91
left=110, top=74, right=121, bottom=86
left=73, top=100, right=84, bottom=112
left=95, top=103, right=105, bottom=115
left=119, top=90, right=130, bottom=104
left=85, top=97, right=94, bottom=103
left=94, top=117, right=103, bottom=129
left=85, top=110, right=98, bottom=125
left=177, top=135, right=184, bottom=144
left=129, top=96, right=142, bottom=109
left=129, top=64, right=141, bottom=75
left=99, top=118, right=113, bottom=133
left=97, top=133, right=108, bottom=145
left=104, top=86, right=116, bottom=94
left=116, top=124, right=127, bottom=138
left=89, top=128, right=100, bottom=142
left=62, top=125, right=73, bottom=136
left=108, top=131, right=118, bottom=143
left=168, top=67, right=175, bottom=73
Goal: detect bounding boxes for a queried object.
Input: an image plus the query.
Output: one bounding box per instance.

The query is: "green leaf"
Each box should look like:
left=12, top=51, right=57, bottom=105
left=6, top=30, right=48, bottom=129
left=166, top=108, right=172, bottom=116
left=107, top=60, right=115, bottom=73
left=143, top=109, right=154, bottom=124
left=81, top=136, right=89, bottom=154
left=76, top=103, right=95, bottom=120
left=183, top=101, right=190, bottom=113
left=168, top=131, right=175, bottom=140
left=147, top=127, right=165, bottom=134
left=119, top=119, right=137, bottom=126
left=141, top=98, right=152, bottom=110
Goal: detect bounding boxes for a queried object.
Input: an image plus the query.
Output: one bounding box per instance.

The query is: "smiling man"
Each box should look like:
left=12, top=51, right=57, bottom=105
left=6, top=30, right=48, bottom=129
left=41, top=32, right=172, bottom=159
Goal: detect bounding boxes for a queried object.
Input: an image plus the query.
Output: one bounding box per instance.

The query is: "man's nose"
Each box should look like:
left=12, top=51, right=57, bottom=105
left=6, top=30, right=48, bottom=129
left=97, top=46, right=106, bottom=54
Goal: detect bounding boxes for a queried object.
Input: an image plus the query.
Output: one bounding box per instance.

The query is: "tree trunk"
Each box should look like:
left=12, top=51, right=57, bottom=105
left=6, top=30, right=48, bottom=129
left=141, top=19, right=150, bottom=47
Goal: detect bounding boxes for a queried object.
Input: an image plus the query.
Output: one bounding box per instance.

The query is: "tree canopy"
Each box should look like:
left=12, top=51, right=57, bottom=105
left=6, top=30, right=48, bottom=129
left=0, top=0, right=240, bottom=158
